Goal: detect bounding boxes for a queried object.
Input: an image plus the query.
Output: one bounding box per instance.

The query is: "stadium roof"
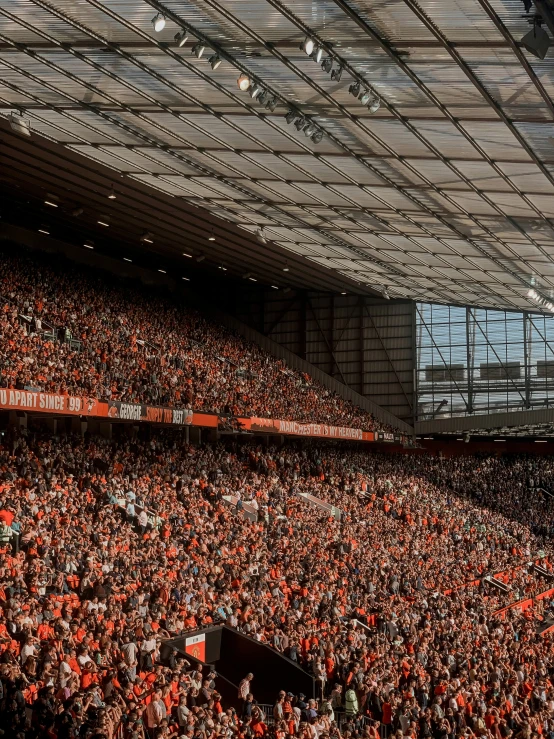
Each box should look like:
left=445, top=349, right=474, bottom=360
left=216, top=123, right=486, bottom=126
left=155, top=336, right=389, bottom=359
left=3, top=0, right=554, bottom=310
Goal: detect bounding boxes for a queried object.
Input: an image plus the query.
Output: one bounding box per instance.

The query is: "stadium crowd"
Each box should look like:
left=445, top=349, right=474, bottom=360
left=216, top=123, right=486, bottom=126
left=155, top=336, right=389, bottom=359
left=0, top=251, right=383, bottom=432
left=1, top=424, right=554, bottom=739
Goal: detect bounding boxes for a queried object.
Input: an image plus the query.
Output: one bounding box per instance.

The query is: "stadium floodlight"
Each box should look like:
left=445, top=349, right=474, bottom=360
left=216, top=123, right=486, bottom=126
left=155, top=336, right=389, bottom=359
left=521, top=21, right=551, bottom=60
left=237, top=74, right=251, bottom=91
left=191, top=43, right=205, bottom=59
left=250, top=82, right=263, bottom=99
left=300, top=37, right=315, bottom=56
left=209, top=54, right=222, bottom=70
left=368, top=97, right=381, bottom=113
left=311, top=129, right=324, bottom=144
left=152, top=13, right=166, bottom=32
left=174, top=30, right=188, bottom=47
left=9, top=112, right=31, bottom=137
left=311, top=45, right=324, bottom=64
left=285, top=109, right=298, bottom=125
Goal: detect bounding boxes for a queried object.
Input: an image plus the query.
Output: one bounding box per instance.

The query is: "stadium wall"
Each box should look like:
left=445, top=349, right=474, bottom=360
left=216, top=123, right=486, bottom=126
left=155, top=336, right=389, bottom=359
left=226, top=290, right=415, bottom=426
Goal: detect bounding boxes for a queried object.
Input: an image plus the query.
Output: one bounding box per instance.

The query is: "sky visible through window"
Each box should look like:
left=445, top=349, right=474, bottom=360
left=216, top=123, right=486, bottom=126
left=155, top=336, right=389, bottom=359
left=416, top=303, right=554, bottom=419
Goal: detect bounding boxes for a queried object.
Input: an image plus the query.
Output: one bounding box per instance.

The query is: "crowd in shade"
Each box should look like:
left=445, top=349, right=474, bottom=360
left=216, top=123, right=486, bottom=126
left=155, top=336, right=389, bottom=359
left=1, top=424, right=554, bottom=739
left=0, top=250, right=386, bottom=432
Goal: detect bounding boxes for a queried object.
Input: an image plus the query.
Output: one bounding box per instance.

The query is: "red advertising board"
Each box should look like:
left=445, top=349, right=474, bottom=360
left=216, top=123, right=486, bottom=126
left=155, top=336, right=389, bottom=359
left=238, top=416, right=375, bottom=442
left=0, top=390, right=396, bottom=443
left=0, top=389, right=218, bottom=428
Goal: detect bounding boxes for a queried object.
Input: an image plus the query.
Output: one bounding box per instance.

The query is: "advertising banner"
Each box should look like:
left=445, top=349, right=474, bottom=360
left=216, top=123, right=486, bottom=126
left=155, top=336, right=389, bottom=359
left=106, top=401, right=218, bottom=428
left=239, top=416, right=375, bottom=442
left=0, top=390, right=404, bottom=442
left=185, top=633, right=206, bottom=662
left=0, top=388, right=105, bottom=416
left=0, top=388, right=218, bottom=428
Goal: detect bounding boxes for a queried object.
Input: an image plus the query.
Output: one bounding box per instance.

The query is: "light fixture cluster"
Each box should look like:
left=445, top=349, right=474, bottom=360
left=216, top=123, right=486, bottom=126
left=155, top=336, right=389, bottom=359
left=170, top=21, right=221, bottom=69
left=284, top=109, right=323, bottom=144
left=300, top=36, right=343, bottom=82
left=528, top=288, right=554, bottom=312
left=301, top=33, right=380, bottom=112
left=236, top=75, right=278, bottom=111
left=153, top=15, right=325, bottom=136
left=348, top=81, right=381, bottom=113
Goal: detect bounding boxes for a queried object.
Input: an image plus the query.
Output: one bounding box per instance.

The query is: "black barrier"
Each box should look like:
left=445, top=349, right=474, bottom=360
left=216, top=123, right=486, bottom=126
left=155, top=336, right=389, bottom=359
left=161, top=625, right=222, bottom=665
left=219, top=627, right=315, bottom=704
left=162, top=626, right=315, bottom=704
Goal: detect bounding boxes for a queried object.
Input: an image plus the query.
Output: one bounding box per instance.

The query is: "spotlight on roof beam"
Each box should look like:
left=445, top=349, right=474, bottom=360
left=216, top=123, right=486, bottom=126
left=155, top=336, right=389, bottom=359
left=283, top=262, right=290, bottom=272
left=249, top=82, right=262, bottom=99
left=108, top=186, right=116, bottom=200
left=368, top=97, right=381, bottom=113
left=383, top=286, right=390, bottom=300
left=209, top=54, right=222, bottom=70
left=359, top=88, right=371, bottom=105
left=294, top=116, right=306, bottom=131
left=521, top=20, right=551, bottom=60
left=311, top=45, right=324, bottom=64
left=191, top=43, right=205, bottom=59
left=237, top=74, right=251, bottom=91
left=256, top=227, right=267, bottom=244
left=285, top=109, right=298, bottom=125
left=9, top=112, right=31, bottom=137
left=311, top=129, right=323, bottom=144
left=349, top=81, right=361, bottom=98
left=174, top=29, right=188, bottom=47
left=331, top=65, right=343, bottom=82
left=303, top=122, right=317, bottom=137
left=152, top=13, right=166, bottom=32
left=321, top=57, right=333, bottom=74
left=301, top=37, right=315, bottom=56
left=528, top=288, right=537, bottom=298
left=257, top=89, right=269, bottom=106
left=265, top=96, right=278, bottom=112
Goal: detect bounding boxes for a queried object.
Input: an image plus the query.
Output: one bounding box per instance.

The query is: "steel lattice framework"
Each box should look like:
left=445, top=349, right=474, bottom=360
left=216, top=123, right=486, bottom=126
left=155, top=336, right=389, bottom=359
left=2, top=0, right=554, bottom=310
